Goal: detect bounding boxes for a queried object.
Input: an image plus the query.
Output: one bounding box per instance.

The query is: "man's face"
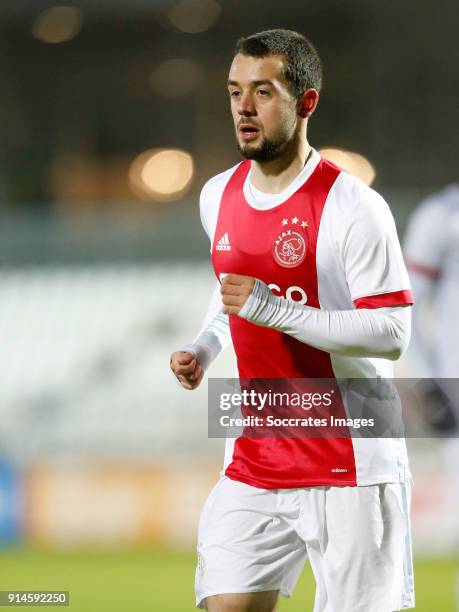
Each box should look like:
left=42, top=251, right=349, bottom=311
left=228, top=53, right=299, bottom=162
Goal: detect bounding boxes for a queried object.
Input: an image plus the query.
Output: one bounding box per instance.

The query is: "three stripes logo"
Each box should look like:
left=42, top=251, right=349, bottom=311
left=216, top=232, right=231, bottom=251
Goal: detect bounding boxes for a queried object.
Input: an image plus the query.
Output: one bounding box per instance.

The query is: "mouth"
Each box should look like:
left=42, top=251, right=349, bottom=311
left=239, top=124, right=260, bottom=141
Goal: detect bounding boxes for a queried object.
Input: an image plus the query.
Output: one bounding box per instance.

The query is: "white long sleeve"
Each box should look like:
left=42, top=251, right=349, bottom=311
left=239, top=279, right=411, bottom=361
left=181, top=281, right=231, bottom=371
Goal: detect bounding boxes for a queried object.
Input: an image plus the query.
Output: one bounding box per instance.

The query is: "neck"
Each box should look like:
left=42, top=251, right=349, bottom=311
left=249, top=135, right=312, bottom=194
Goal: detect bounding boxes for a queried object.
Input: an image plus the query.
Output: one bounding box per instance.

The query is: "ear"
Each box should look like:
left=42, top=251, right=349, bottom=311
left=298, top=89, right=319, bottom=118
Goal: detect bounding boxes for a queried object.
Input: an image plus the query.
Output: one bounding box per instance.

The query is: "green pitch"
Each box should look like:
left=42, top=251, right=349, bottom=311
left=0, top=548, right=457, bottom=611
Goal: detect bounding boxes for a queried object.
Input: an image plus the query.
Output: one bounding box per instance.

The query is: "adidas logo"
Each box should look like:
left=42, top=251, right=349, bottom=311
left=216, top=232, right=231, bottom=251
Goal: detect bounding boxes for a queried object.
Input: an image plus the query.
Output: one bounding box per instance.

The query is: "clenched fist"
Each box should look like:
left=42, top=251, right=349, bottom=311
left=220, top=274, right=256, bottom=315
left=170, top=351, right=204, bottom=390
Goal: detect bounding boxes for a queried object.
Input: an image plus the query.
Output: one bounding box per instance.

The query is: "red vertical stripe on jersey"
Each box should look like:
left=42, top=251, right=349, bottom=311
left=211, top=159, right=358, bottom=489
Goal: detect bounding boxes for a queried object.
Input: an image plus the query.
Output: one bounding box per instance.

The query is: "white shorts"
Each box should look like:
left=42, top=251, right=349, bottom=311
left=195, top=476, right=414, bottom=612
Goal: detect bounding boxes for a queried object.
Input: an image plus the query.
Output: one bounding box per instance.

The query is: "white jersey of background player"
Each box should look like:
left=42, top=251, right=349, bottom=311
left=404, top=183, right=459, bottom=541
left=404, top=183, right=459, bottom=379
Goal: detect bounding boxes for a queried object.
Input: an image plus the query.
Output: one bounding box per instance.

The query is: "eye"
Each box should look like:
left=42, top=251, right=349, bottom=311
left=229, top=90, right=241, bottom=98
left=257, top=89, right=270, bottom=96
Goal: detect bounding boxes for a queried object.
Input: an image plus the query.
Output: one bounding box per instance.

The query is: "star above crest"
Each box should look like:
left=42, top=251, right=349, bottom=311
left=281, top=218, right=308, bottom=228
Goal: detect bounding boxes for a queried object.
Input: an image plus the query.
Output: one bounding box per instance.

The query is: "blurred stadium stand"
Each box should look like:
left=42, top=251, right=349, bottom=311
left=0, top=263, right=227, bottom=458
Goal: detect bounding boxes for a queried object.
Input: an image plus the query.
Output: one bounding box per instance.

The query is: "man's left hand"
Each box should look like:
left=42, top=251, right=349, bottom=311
left=221, top=274, right=256, bottom=315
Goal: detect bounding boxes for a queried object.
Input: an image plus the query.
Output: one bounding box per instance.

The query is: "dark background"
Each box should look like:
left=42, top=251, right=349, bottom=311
left=0, top=0, right=457, bottom=261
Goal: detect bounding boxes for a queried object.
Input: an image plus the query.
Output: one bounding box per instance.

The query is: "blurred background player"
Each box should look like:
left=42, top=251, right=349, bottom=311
left=403, top=182, right=459, bottom=542
left=171, top=29, right=414, bottom=612
left=404, top=183, right=459, bottom=385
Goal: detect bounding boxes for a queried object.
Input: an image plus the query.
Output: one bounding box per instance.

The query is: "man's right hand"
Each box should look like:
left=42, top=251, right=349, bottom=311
left=170, top=351, right=204, bottom=390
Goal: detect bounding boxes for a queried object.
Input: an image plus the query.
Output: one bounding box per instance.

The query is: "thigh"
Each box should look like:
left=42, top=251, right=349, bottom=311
left=205, top=590, right=278, bottom=612
left=195, top=476, right=307, bottom=609
left=307, top=482, right=414, bottom=612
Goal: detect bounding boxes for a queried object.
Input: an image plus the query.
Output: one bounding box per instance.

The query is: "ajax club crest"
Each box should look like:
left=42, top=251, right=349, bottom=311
left=273, top=217, right=308, bottom=268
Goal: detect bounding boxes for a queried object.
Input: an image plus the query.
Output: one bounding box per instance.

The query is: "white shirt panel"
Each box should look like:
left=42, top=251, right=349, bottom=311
left=317, top=171, right=411, bottom=305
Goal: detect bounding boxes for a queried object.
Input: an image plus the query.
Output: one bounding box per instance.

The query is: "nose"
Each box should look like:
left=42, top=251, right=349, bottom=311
left=237, top=92, right=256, bottom=117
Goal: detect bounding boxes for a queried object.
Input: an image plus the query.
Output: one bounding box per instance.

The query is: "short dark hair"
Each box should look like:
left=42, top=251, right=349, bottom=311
left=234, top=29, right=322, bottom=98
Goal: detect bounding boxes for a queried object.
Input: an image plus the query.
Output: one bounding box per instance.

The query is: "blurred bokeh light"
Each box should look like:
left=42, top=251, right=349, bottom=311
left=168, top=0, right=221, bottom=34
left=129, top=149, right=194, bottom=201
left=31, top=6, right=83, bottom=44
left=318, top=147, right=376, bottom=186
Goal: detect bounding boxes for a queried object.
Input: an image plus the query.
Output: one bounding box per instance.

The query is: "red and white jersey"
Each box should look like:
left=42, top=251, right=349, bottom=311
left=201, top=149, right=413, bottom=488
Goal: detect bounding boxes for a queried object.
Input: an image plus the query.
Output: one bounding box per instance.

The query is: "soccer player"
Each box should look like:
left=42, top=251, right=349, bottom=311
left=403, top=184, right=459, bottom=534
left=170, top=29, right=414, bottom=612
left=403, top=183, right=459, bottom=384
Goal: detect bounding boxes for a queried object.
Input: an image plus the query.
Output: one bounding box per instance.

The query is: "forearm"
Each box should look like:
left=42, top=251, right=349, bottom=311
left=182, top=311, right=231, bottom=371
left=181, top=281, right=231, bottom=371
left=239, top=280, right=411, bottom=360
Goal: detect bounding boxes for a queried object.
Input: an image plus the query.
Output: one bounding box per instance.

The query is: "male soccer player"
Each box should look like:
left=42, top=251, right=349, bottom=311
left=404, top=183, right=459, bottom=384
left=171, top=29, right=414, bottom=612
left=404, top=183, right=459, bottom=535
